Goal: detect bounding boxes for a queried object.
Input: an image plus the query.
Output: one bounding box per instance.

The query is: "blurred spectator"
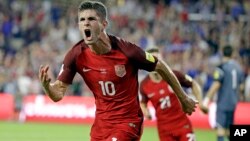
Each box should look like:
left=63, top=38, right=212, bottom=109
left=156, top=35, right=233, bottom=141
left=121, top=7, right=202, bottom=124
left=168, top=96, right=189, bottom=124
left=230, top=0, right=245, bottom=20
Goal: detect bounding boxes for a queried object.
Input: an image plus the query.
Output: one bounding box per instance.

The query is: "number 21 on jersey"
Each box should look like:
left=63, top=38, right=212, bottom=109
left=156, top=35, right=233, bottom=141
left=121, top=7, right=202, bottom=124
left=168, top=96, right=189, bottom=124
left=160, top=96, right=171, bottom=109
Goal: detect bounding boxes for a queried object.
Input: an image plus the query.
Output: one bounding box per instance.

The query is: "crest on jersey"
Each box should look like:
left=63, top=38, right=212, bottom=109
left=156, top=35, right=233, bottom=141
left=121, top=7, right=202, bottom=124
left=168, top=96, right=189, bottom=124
left=114, top=65, right=126, bottom=77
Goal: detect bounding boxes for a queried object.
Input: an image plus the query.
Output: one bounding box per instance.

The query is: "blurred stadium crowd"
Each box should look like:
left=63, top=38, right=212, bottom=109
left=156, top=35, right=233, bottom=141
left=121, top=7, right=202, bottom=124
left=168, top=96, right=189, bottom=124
left=0, top=0, right=250, bottom=111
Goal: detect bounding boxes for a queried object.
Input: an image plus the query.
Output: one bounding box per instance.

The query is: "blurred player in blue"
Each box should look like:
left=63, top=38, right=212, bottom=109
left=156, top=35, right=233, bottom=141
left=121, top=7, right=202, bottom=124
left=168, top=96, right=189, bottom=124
left=203, top=45, right=245, bottom=141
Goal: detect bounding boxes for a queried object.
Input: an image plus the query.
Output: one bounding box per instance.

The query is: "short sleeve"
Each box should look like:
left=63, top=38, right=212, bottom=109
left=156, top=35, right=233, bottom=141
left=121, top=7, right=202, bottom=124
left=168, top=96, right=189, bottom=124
left=213, top=67, right=224, bottom=82
left=113, top=36, right=158, bottom=72
left=129, top=44, right=158, bottom=71
left=57, top=49, right=77, bottom=84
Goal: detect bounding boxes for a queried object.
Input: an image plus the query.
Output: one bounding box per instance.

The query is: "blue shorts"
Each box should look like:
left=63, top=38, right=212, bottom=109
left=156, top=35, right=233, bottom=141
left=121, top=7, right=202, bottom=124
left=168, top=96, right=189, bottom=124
left=216, top=109, right=235, bottom=129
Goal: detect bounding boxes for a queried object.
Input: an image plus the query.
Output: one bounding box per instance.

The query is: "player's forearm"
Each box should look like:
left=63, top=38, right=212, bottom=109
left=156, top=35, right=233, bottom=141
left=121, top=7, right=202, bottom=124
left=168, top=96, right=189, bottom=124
left=155, top=60, right=186, bottom=100
left=140, top=103, right=151, bottom=119
left=203, top=81, right=220, bottom=106
left=206, top=82, right=220, bottom=99
left=140, top=103, right=148, bottom=114
left=192, top=80, right=203, bottom=104
left=43, top=80, right=68, bottom=102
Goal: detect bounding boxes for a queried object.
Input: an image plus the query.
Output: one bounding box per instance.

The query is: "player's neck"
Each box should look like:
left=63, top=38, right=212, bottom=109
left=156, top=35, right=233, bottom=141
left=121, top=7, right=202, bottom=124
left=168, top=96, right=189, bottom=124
left=89, top=32, right=111, bottom=55
left=222, top=57, right=231, bottom=63
left=149, top=72, right=162, bottom=83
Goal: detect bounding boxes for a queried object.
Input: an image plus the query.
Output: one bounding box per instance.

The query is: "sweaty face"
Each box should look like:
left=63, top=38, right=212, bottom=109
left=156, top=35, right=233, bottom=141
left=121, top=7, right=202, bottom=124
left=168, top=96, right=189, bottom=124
left=78, top=9, right=105, bottom=45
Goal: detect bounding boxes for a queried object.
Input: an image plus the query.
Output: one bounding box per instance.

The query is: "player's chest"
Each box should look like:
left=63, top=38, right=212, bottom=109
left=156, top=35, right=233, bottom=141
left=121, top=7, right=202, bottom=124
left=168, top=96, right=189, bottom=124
left=76, top=49, right=131, bottom=81
left=145, top=82, right=174, bottom=101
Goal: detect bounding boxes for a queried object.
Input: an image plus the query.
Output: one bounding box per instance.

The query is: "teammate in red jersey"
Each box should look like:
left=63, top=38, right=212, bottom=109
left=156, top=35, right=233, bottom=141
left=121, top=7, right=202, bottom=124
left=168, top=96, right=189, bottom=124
left=140, top=48, right=207, bottom=141
left=38, top=1, right=198, bottom=141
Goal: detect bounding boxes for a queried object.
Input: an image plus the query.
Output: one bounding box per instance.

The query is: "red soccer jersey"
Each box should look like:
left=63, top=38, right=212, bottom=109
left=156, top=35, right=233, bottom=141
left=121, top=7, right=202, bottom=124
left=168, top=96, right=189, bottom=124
left=140, top=71, right=193, bottom=134
left=58, top=35, right=158, bottom=123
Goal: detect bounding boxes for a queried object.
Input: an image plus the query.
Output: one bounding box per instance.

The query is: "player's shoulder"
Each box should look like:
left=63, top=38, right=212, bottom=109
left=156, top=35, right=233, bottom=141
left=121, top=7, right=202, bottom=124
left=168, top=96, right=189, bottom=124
left=231, top=60, right=242, bottom=70
left=213, top=64, right=224, bottom=80
left=66, top=39, right=87, bottom=54
left=221, top=60, right=241, bottom=72
left=71, top=39, right=86, bottom=50
left=109, top=34, right=132, bottom=47
left=109, top=34, right=143, bottom=57
left=215, top=63, right=224, bottom=72
left=216, top=62, right=223, bottom=68
left=140, top=75, right=151, bottom=86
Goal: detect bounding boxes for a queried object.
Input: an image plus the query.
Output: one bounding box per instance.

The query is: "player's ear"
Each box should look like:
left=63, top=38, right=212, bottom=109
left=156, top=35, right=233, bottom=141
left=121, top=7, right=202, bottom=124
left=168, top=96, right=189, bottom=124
left=102, top=20, right=108, bottom=31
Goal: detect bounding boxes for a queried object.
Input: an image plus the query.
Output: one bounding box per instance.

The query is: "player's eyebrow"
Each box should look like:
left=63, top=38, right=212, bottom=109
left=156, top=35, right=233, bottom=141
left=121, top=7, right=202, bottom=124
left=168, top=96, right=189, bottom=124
left=79, top=17, right=85, bottom=21
left=79, top=16, right=97, bottom=21
left=88, top=17, right=97, bottom=20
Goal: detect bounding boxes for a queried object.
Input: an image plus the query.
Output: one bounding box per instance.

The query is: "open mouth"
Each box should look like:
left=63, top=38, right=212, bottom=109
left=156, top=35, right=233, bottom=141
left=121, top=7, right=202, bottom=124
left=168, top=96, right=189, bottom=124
left=84, top=29, right=91, bottom=39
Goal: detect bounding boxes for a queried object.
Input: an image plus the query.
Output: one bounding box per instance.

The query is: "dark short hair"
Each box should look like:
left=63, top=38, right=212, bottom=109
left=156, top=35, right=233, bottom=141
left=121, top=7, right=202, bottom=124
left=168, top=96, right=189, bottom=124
left=223, top=45, right=233, bottom=57
left=78, top=1, right=107, bottom=21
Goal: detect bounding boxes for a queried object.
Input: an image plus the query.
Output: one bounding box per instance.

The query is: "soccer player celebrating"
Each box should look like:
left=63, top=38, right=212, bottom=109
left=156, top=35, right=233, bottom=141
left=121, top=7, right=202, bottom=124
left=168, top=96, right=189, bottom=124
left=202, top=45, right=245, bottom=141
left=140, top=48, right=207, bottom=141
left=38, top=1, right=197, bottom=140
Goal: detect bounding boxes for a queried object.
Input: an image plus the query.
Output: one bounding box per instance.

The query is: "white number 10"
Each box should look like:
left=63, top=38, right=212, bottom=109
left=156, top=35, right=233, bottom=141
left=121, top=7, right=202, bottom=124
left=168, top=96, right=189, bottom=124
left=98, top=81, right=116, bottom=96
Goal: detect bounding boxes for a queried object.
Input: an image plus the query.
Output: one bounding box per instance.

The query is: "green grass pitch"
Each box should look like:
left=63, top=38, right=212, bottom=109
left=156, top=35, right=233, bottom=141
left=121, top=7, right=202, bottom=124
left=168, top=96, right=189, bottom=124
left=0, top=121, right=216, bottom=141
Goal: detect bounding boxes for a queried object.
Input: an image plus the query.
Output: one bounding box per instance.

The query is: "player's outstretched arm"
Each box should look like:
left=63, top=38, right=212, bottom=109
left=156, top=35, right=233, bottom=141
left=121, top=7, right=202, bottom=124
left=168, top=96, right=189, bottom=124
left=203, top=81, right=221, bottom=111
left=39, top=65, right=69, bottom=102
left=154, top=59, right=198, bottom=115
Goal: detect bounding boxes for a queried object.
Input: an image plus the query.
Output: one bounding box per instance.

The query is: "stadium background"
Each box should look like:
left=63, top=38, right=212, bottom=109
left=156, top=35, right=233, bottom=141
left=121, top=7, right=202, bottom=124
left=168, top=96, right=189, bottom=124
left=0, top=0, right=250, bottom=141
